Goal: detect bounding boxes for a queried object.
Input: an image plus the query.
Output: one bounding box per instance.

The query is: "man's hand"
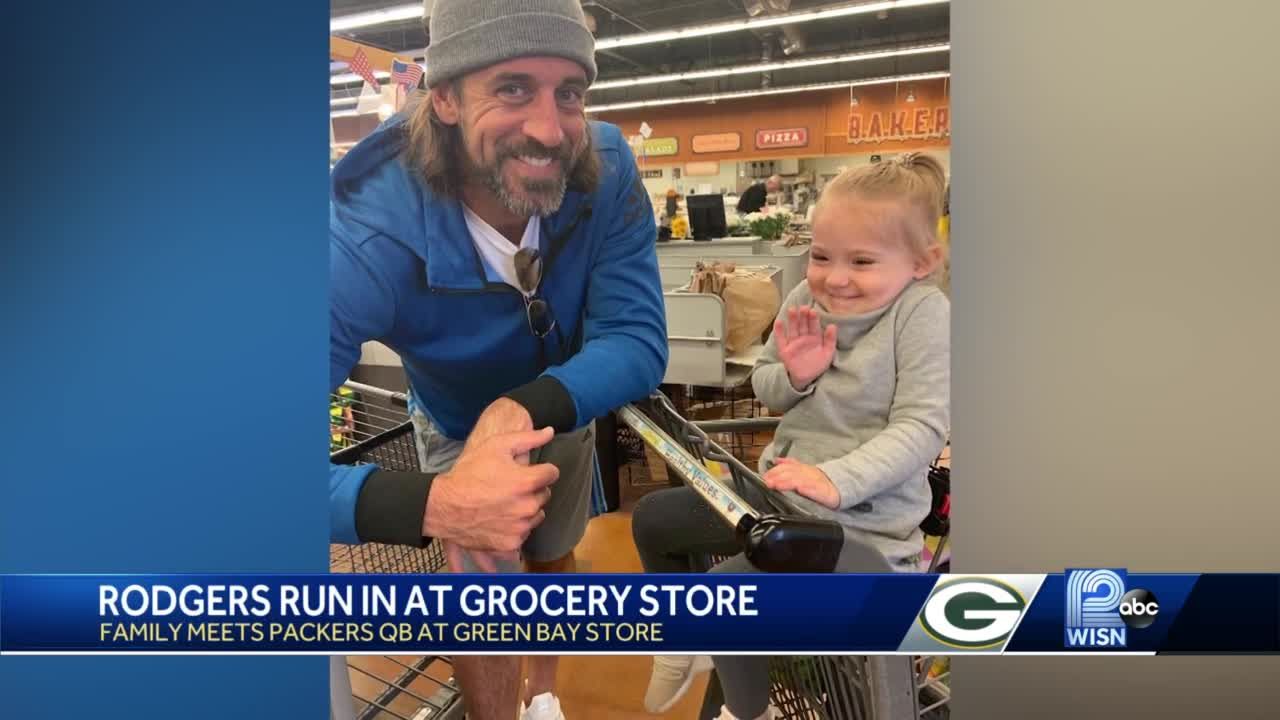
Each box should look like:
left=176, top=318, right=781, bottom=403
left=775, top=306, right=838, bottom=391
left=422, top=427, right=558, bottom=569
left=443, top=540, right=518, bottom=574
left=466, top=398, right=535, bottom=455
left=447, top=397, right=545, bottom=571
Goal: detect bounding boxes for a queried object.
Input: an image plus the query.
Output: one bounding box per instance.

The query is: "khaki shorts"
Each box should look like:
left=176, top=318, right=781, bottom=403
left=411, top=409, right=594, bottom=571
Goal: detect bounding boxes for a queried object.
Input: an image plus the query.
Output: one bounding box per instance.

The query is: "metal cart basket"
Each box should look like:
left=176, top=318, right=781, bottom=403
left=327, top=381, right=949, bottom=719
left=618, top=392, right=951, bottom=720
left=329, top=381, right=464, bottom=720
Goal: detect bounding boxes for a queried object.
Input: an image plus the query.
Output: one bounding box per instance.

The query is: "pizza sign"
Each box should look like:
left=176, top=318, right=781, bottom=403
left=755, top=127, right=808, bottom=149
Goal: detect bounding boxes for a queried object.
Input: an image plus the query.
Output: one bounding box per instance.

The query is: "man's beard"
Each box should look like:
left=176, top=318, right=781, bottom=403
left=478, top=136, right=581, bottom=218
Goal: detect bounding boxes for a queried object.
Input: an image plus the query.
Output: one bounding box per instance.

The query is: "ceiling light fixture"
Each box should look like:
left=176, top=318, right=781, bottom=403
left=595, top=0, right=949, bottom=50
left=332, top=71, right=949, bottom=116
left=330, top=4, right=423, bottom=32
left=584, top=71, right=949, bottom=113
left=329, top=0, right=950, bottom=46
left=331, top=71, right=391, bottom=86
left=590, top=42, right=948, bottom=91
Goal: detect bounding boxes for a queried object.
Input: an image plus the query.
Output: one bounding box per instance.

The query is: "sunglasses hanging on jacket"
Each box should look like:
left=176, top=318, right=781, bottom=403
left=512, top=201, right=592, bottom=369
left=514, top=247, right=555, bottom=339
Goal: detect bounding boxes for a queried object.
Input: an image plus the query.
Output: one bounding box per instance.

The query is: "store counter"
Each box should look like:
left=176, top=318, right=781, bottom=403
left=656, top=236, right=768, bottom=256
left=657, top=239, right=809, bottom=297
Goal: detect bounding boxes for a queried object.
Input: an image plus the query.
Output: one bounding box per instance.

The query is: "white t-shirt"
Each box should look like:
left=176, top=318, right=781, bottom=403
left=462, top=205, right=540, bottom=296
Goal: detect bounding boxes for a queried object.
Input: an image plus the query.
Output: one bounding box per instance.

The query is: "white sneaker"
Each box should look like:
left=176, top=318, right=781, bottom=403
left=715, top=704, right=779, bottom=720
left=519, top=691, right=566, bottom=720
left=643, top=655, right=715, bottom=714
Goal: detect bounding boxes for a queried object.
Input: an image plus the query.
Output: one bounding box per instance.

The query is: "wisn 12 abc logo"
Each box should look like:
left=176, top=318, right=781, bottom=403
left=1064, top=569, right=1159, bottom=648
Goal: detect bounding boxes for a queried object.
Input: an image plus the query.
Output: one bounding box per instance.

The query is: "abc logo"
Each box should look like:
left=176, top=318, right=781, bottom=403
left=918, top=579, right=1027, bottom=649
left=1118, top=589, right=1159, bottom=629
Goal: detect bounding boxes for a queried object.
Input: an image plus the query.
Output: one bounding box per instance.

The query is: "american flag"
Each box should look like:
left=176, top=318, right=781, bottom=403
left=347, top=47, right=382, bottom=91
left=391, top=59, right=424, bottom=91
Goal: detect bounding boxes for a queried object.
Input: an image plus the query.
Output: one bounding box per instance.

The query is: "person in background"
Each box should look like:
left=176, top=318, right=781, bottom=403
left=632, top=153, right=950, bottom=720
left=327, top=0, right=668, bottom=717
left=736, top=174, right=781, bottom=214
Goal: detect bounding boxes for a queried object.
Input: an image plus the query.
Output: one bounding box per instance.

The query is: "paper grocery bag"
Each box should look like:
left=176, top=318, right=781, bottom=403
left=689, top=263, right=781, bottom=354
left=721, top=269, right=780, bottom=353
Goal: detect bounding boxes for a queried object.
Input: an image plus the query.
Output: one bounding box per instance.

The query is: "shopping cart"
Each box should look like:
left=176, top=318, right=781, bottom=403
left=329, top=381, right=464, bottom=720
left=617, top=392, right=952, bottom=720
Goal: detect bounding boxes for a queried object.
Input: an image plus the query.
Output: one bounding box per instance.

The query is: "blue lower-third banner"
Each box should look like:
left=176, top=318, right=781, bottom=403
left=0, top=572, right=1276, bottom=654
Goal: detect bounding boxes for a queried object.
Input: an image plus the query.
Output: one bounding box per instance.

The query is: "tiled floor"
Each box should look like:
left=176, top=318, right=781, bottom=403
left=554, top=512, right=711, bottom=720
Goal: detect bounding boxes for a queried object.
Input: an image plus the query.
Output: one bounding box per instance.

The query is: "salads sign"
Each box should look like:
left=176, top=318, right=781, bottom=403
left=642, top=137, right=679, bottom=157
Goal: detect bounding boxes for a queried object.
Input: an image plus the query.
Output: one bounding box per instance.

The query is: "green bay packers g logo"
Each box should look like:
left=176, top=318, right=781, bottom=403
left=918, top=578, right=1028, bottom=649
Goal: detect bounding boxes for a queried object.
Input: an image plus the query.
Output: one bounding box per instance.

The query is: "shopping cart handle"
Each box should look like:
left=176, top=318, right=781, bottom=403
left=739, top=515, right=844, bottom=573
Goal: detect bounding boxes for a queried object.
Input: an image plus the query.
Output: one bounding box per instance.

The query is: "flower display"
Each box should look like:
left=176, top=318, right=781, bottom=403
left=670, top=215, right=690, bottom=240
left=743, top=209, right=792, bottom=240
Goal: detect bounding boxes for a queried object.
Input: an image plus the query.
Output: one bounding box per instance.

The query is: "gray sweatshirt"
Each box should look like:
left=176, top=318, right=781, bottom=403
left=751, top=280, right=950, bottom=568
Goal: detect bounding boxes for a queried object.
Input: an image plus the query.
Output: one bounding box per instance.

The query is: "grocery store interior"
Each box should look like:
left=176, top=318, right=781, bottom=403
left=330, top=1, right=952, bottom=718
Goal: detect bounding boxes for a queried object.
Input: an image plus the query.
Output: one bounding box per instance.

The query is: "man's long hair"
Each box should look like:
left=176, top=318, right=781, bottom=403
left=401, top=85, right=600, bottom=199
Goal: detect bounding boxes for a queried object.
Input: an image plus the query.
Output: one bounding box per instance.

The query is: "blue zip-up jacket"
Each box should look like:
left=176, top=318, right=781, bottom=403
left=328, top=115, right=666, bottom=545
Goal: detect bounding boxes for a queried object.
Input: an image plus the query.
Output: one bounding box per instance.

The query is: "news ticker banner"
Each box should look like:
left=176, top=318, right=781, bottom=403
left=1, top=571, right=1276, bottom=655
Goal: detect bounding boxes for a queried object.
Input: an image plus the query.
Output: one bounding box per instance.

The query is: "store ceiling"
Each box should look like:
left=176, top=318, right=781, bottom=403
left=330, top=0, right=950, bottom=112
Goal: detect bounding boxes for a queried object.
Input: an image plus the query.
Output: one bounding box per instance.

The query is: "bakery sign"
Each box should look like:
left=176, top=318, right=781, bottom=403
left=755, top=127, right=809, bottom=150
left=848, top=105, right=950, bottom=144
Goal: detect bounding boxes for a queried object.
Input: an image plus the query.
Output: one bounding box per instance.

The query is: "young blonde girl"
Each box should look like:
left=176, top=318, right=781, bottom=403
left=631, top=153, right=951, bottom=720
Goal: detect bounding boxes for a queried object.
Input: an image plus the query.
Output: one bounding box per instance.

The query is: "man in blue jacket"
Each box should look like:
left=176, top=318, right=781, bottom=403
left=328, top=0, right=667, bottom=717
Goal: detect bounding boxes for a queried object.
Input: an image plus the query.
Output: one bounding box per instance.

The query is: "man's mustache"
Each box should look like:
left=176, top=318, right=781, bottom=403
left=497, top=138, right=578, bottom=166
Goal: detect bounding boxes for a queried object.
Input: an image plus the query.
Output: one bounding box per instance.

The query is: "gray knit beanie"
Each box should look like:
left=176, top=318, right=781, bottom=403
left=424, top=0, right=598, bottom=88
